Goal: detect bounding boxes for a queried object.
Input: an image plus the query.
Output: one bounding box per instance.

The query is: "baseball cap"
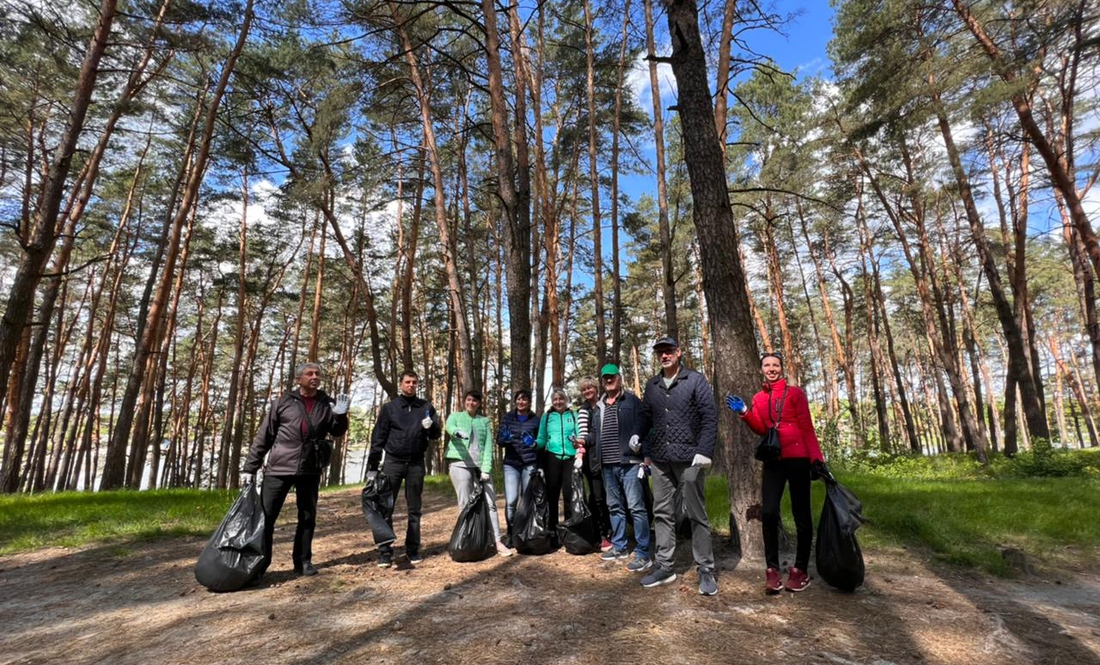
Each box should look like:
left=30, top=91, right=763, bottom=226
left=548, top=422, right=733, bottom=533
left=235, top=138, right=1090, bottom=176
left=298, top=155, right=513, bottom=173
left=600, top=363, right=620, bottom=376
left=652, top=336, right=678, bottom=350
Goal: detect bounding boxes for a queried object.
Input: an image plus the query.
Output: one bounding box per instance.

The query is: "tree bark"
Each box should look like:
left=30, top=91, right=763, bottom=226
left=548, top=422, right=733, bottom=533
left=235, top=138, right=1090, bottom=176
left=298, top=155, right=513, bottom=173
left=663, top=0, right=763, bottom=560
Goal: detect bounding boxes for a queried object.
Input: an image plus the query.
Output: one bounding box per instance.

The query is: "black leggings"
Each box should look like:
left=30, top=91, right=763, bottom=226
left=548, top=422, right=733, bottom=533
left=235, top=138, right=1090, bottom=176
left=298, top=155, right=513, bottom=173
left=541, top=455, right=575, bottom=532
left=761, top=458, right=813, bottom=570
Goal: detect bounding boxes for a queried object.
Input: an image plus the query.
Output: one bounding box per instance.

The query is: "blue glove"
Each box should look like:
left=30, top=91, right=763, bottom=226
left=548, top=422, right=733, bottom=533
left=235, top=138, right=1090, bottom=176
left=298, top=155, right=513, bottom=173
left=521, top=432, right=536, bottom=448
left=725, top=394, right=747, bottom=414
left=499, top=428, right=514, bottom=443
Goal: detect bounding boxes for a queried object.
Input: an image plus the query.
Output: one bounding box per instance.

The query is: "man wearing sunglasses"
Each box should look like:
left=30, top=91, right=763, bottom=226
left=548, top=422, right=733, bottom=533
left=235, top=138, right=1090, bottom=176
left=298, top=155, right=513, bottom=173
left=638, top=337, right=719, bottom=596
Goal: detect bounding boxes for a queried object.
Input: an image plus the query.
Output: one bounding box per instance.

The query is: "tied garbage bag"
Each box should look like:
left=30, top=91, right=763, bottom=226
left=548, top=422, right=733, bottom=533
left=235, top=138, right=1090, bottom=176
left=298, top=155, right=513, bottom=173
left=815, top=470, right=866, bottom=591
left=560, top=472, right=600, bottom=555
left=448, top=479, right=496, bottom=562
left=361, top=474, right=397, bottom=546
left=195, top=481, right=266, bottom=592
left=513, top=469, right=556, bottom=555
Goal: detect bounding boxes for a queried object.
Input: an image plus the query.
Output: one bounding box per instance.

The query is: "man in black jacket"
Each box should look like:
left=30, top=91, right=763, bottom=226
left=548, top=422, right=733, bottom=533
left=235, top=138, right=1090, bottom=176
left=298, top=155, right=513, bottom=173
left=242, top=362, right=349, bottom=578
left=586, top=364, right=652, bottom=573
left=638, top=337, right=719, bottom=596
left=367, top=370, right=441, bottom=567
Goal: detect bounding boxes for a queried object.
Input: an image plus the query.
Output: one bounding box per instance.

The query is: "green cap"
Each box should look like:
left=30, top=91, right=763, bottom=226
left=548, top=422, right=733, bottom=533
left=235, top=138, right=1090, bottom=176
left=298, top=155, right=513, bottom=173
left=600, top=363, right=620, bottom=376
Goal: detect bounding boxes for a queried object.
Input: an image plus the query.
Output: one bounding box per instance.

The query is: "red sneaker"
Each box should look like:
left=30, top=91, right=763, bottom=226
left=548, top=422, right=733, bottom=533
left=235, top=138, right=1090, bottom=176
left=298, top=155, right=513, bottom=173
left=765, top=567, right=783, bottom=594
left=785, top=567, right=811, bottom=592
left=600, top=538, right=613, bottom=553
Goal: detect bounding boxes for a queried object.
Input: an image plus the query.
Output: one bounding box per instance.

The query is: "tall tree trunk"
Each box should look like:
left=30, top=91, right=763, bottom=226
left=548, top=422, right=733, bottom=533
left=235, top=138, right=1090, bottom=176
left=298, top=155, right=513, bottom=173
left=663, top=0, right=763, bottom=559
left=644, top=0, right=678, bottom=340
left=930, top=89, right=1045, bottom=449
left=389, top=0, right=474, bottom=393
left=0, top=0, right=119, bottom=400
left=951, top=0, right=1099, bottom=280
left=609, top=0, right=631, bottom=362
left=584, top=0, right=607, bottom=367
left=101, top=0, right=255, bottom=490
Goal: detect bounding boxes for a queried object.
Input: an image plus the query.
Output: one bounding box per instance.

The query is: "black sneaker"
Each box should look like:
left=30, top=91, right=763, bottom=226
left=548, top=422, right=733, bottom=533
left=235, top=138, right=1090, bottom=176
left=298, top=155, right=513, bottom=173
left=640, top=567, right=677, bottom=588
left=296, top=561, right=318, bottom=577
left=377, top=552, right=393, bottom=568
left=407, top=552, right=424, bottom=564
left=698, top=568, right=717, bottom=596
left=600, top=548, right=629, bottom=561
left=626, top=554, right=652, bottom=573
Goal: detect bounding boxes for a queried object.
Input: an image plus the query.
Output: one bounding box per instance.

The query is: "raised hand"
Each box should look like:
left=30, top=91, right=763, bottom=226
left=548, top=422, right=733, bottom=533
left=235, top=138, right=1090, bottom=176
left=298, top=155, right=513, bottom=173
left=725, top=394, right=747, bottom=414
left=332, top=393, right=350, bottom=415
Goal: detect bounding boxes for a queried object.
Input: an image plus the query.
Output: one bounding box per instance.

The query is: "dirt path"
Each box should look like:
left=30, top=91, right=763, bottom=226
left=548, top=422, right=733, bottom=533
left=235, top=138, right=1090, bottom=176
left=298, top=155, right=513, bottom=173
left=2, top=487, right=1098, bottom=665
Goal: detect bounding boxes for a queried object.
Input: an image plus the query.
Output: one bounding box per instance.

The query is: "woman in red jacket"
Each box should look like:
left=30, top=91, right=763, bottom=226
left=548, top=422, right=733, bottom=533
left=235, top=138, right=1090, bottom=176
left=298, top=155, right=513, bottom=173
left=727, top=352, right=825, bottom=594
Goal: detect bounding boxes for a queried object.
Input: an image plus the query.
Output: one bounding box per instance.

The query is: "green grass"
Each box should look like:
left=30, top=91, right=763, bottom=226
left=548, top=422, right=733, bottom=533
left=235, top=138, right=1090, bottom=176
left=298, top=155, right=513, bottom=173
left=0, top=488, right=239, bottom=554
left=702, top=469, right=1100, bottom=576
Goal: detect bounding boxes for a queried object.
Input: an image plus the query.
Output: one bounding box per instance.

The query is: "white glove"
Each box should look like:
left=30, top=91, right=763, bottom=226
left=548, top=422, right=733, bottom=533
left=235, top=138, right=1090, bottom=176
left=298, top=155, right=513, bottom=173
left=573, top=455, right=584, bottom=470
left=628, top=434, right=641, bottom=453
left=332, top=393, right=350, bottom=415
left=480, top=472, right=490, bottom=482
left=367, top=470, right=378, bottom=483
left=454, top=430, right=468, bottom=440
left=241, top=472, right=254, bottom=486
left=421, top=412, right=433, bottom=429
left=692, top=454, right=712, bottom=467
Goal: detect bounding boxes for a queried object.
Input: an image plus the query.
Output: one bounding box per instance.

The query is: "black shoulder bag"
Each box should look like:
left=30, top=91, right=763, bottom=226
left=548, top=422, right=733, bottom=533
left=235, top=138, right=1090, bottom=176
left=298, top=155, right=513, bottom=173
left=296, top=397, right=334, bottom=472
left=754, top=389, right=787, bottom=462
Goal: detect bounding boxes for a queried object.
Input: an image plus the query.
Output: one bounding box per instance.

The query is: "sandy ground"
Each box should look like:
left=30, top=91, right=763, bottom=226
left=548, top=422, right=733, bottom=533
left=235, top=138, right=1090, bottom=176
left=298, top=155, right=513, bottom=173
left=1, top=486, right=1098, bottom=665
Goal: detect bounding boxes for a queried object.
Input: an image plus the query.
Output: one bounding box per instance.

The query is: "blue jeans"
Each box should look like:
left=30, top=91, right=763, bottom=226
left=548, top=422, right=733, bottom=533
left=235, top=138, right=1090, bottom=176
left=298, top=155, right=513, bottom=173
left=502, top=463, right=535, bottom=531
left=603, top=464, right=650, bottom=558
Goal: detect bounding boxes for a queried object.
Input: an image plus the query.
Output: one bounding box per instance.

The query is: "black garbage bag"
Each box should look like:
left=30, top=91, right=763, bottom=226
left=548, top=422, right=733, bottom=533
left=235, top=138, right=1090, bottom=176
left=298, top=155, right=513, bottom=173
left=815, top=473, right=866, bottom=591
left=195, top=482, right=266, bottom=592
left=513, top=469, right=557, bottom=555
left=448, top=480, right=497, bottom=562
left=361, top=473, right=397, bottom=546
left=560, top=472, right=600, bottom=555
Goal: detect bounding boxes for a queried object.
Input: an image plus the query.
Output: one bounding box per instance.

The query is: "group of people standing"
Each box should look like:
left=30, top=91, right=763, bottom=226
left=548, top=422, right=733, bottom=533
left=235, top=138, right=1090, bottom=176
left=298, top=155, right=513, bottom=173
left=243, top=336, right=824, bottom=598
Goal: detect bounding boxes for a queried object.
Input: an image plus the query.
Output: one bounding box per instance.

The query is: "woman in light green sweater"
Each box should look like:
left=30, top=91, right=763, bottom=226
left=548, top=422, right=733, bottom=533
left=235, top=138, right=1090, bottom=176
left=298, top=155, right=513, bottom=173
left=445, top=389, right=513, bottom=557
left=536, top=387, right=579, bottom=535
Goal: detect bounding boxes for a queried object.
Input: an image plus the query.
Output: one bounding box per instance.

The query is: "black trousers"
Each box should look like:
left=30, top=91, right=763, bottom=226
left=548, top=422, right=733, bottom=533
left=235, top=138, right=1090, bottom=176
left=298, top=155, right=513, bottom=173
left=541, top=454, right=575, bottom=532
left=761, top=457, right=813, bottom=570
left=380, top=457, right=425, bottom=556
left=260, top=473, right=321, bottom=574
left=583, top=464, right=611, bottom=538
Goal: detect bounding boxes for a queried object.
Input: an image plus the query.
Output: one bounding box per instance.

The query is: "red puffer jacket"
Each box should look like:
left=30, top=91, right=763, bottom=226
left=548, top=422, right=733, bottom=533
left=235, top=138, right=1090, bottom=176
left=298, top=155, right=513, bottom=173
left=740, top=378, right=824, bottom=463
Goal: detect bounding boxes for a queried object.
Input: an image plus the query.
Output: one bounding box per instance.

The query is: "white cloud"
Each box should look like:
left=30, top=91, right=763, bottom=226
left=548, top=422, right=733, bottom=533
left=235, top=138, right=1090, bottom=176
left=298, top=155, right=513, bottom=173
left=627, top=51, right=677, bottom=123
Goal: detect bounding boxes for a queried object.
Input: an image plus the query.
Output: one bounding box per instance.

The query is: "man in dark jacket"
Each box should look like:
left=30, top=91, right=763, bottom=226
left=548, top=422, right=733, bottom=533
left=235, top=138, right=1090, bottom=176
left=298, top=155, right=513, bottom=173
left=638, top=337, right=719, bottom=596
left=367, top=370, right=441, bottom=567
left=242, top=362, right=349, bottom=578
left=586, top=364, right=651, bottom=573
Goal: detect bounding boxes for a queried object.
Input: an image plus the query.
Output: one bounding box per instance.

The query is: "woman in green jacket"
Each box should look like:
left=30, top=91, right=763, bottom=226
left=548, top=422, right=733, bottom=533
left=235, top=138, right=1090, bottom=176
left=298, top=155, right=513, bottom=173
left=536, top=387, right=579, bottom=534
left=445, top=389, right=513, bottom=557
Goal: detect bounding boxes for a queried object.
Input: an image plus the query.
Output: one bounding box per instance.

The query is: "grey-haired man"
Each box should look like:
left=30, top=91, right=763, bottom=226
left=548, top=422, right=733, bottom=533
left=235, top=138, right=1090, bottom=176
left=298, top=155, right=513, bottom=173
left=242, top=362, right=350, bottom=578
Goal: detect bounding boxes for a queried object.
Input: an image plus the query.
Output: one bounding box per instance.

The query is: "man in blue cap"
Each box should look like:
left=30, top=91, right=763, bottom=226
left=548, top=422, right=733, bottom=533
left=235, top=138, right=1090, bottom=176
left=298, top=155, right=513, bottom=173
left=582, top=363, right=652, bottom=573
left=639, top=337, right=719, bottom=596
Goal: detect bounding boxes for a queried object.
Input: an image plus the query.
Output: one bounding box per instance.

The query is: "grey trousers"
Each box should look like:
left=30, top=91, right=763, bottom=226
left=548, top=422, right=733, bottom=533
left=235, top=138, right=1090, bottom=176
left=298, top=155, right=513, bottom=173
left=448, top=463, right=503, bottom=542
left=650, top=461, right=715, bottom=572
